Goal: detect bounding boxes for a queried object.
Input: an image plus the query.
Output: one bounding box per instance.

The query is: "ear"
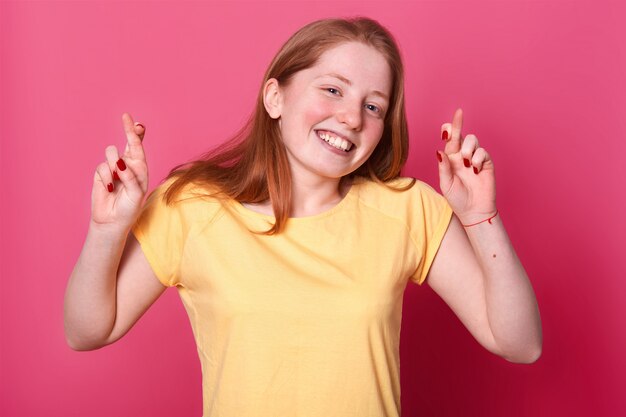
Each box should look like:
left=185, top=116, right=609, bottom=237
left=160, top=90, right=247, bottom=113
left=263, top=78, right=282, bottom=119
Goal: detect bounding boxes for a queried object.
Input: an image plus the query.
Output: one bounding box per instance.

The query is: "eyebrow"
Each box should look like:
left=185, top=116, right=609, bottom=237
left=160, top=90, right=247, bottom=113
left=319, top=73, right=389, bottom=100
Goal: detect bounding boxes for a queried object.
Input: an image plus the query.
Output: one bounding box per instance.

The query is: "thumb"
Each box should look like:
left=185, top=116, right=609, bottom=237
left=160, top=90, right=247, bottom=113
left=436, top=150, right=454, bottom=194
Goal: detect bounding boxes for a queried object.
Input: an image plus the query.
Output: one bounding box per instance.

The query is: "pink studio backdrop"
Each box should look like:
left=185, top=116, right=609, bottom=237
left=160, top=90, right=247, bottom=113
left=1, top=1, right=624, bottom=416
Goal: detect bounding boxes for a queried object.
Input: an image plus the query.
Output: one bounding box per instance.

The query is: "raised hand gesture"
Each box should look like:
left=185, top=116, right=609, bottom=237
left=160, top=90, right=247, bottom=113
left=436, top=108, right=497, bottom=225
left=91, top=113, right=149, bottom=233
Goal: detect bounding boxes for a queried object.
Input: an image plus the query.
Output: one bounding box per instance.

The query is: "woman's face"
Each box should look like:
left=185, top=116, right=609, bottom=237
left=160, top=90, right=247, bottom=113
left=268, top=41, right=392, bottom=183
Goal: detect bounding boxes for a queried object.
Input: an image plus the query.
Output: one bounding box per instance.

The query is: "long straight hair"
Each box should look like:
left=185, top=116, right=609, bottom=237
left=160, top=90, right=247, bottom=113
left=163, top=17, right=414, bottom=234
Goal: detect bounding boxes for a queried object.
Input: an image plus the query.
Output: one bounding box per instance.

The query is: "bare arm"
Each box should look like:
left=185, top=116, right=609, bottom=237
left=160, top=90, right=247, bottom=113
left=426, top=214, right=542, bottom=363
left=64, top=113, right=163, bottom=350
left=427, top=108, right=542, bottom=363
left=64, top=224, right=166, bottom=351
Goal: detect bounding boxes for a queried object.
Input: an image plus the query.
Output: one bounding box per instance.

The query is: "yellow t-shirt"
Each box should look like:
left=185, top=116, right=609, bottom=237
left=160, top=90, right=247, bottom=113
left=131, top=176, right=453, bottom=417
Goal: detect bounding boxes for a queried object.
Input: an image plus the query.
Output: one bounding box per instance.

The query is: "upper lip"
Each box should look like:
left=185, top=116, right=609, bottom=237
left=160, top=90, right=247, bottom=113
left=315, top=129, right=357, bottom=146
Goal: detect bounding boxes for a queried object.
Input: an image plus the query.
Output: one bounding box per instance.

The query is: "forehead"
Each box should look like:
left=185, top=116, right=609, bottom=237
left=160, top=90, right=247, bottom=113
left=299, top=42, right=393, bottom=96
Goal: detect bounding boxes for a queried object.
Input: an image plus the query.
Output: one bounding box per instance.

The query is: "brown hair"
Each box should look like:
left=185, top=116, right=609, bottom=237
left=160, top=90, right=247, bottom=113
left=163, top=16, right=414, bottom=234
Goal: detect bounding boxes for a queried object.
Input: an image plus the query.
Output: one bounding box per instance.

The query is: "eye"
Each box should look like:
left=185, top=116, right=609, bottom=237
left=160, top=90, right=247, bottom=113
left=365, top=104, right=381, bottom=114
left=325, top=87, right=341, bottom=95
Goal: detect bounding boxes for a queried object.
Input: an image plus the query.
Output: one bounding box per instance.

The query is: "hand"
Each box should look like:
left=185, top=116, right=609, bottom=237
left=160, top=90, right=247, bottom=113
left=90, top=113, right=149, bottom=233
left=436, top=108, right=497, bottom=225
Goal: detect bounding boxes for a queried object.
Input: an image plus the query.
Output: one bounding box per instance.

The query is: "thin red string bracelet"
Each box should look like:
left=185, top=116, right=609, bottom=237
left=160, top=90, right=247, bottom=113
left=461, top=210, right=499, bottom=227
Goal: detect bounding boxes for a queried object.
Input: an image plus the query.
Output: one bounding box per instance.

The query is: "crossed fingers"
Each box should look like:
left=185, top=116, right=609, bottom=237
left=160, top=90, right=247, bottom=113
left=440, top=108, right=490, bottom=174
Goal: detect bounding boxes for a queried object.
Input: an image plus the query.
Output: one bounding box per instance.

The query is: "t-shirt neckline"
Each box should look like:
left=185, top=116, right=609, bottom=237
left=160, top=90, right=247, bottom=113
left=230, top=180, right=362, bottom=222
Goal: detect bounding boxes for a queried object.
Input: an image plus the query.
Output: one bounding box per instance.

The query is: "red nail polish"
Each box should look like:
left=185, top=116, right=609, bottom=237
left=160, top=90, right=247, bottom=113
left=464, top=158, right=471, bottom=167
left=113, top=171, right=120, bottom=181
left=436, top=151, right=442, bottom=162
left=473, top=167, right=478, bottom=174
left=442, top=130, right=448, bottom=141
left=107, top=183, right=114, bottom=192
left=117, top=158, right=126, bottom=171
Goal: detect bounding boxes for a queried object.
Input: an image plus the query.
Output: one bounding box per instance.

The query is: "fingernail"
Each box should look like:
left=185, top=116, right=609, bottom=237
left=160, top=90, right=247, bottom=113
left=473, top=167, right=478, bottom=174
left=441, top=130, right=448, bottom=141
left=134, top=122, right=145, bottom=130
left=436, top=151, right=442, bottom=162
left=117, top=158, right=127, bottom=171
left=463, top=158, right=471, bottom=167
left=113, top=171, right=120, bottom=181
left=107, top=183, right=114, bottom=192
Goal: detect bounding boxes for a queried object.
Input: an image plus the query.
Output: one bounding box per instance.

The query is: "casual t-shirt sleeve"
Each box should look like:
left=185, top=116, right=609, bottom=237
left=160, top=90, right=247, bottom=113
left=131, top=179, right=185, bottom=287
left=409, top=181, right=454, bottom=286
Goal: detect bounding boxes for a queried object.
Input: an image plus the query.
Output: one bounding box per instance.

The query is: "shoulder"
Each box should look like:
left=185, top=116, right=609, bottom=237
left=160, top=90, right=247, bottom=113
left=351, top=176, right=451, bottom=225
left=150, top=175, right=220, bottom=202
left=143, top=176, right=224, bottom=220
left=354, top=176, right=443, bottom=207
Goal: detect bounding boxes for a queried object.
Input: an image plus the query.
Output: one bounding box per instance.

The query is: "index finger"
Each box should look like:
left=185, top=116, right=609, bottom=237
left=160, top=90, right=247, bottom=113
left=444, top=108, right=463, bottom=154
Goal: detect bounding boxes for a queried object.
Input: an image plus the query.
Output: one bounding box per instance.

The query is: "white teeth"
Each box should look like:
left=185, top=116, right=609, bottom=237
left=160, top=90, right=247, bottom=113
left=318, top=131, right=352, bottom=152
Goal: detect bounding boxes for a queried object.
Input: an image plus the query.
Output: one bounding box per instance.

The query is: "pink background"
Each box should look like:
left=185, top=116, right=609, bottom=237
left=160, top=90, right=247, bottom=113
left=2, top=1, right=625, bottom=416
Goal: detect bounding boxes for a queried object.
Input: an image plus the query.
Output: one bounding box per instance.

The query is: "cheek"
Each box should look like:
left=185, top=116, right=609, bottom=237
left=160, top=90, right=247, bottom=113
left=364, top=121, right=385, bottom=144
left=297, top=98, right=336, bottom=127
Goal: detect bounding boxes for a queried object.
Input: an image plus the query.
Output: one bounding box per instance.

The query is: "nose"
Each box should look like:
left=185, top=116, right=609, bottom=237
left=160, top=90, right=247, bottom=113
left=337, top=100, right=363, bottom=131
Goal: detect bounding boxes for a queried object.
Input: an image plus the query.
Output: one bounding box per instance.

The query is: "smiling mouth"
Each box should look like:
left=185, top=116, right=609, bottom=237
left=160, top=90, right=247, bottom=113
left=315, top=130, right=355, bottom=152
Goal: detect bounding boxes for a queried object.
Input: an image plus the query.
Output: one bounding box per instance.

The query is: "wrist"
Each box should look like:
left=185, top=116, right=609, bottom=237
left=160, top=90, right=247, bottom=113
left=459, top=209, right=499, bottom=227
left=88, top=220, right=131, bottom=241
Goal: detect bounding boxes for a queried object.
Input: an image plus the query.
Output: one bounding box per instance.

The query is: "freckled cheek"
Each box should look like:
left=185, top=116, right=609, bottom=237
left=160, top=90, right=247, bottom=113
left=300, top=100, right=337, bottom=127
left=365, top=120, right=385, bottom=140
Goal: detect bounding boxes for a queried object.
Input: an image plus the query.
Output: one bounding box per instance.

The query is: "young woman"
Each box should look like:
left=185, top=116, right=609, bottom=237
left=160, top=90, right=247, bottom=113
left=64, top=17, right=542, bottom=416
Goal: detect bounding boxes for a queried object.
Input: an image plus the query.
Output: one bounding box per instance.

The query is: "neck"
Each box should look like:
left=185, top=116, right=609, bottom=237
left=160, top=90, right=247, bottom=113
left=288, top=174, right=350, bottom=218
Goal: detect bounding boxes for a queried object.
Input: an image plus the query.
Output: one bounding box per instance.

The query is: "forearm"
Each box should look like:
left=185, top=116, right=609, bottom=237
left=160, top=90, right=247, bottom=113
left=464, top=214, right=542, bottom=362
left=64, top=223, right=127, bottom=350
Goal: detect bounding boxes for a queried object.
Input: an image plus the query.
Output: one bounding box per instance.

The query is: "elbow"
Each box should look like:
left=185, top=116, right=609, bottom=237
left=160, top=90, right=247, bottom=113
left=65, top=334, right=104, bottom=351
left=66, top=339, right=87, bottom=351
left=496, top=325, right=543, bottom=364
left=503, top=345, right=542, bottom=364
left=64, top=323, right=108, bottom=352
